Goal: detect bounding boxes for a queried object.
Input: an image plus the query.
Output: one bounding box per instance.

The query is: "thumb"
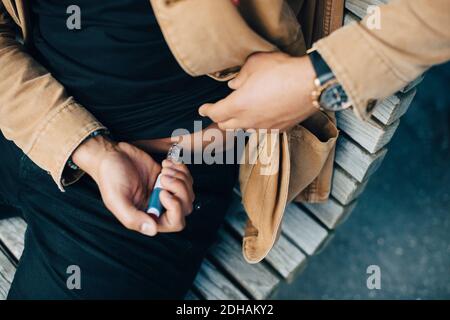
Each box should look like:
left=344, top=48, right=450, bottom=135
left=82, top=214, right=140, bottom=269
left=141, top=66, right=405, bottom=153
left=130, top=208, right=158, bottom=237
left=198, top=103, right=212, bottom=117
left=198, top=92, right=237, bottom=122
left=228, top=67, right=249, bottom=90
left=110, top=195, right=158, bottom=237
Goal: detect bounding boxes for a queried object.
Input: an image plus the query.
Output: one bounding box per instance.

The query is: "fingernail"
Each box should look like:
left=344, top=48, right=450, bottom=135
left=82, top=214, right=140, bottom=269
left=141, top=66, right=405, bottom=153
left=198, top=106, right=205, bottom=117
left=141, top=222, right=156, bottom=236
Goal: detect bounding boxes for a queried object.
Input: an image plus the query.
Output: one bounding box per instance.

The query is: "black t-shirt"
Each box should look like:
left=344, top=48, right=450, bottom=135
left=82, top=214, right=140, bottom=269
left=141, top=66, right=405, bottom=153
left=31, top=0, right=230, bottom=140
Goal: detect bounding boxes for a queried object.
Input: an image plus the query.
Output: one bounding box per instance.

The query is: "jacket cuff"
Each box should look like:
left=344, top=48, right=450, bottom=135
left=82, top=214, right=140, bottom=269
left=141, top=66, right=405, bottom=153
left=313, top=22, right=409, bottom=120
left=26, top=101, right=106, bottom=191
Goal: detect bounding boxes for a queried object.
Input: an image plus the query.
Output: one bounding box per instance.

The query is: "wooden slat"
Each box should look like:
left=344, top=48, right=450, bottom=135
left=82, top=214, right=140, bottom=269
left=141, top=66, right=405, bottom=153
left=332, top=166, right=369, bottom=205
left=335, top=135, right=387, bottom=183
left=184, top=290, right=201, bottom=300
left=346, top=0, right=387, bottom=19
left=0, top=250, right=15, bottom=300
left=0, top=217, right=26, bottom=261
left=372, top=89, right=417, bottom=126
left=344, top=10, right=359, bottom=25
left=225, top=204, right=306, bottom=281
left=400, top=76, right=424, bottom=93
left=302, top=198, right=357, bottom=230
left=209, top=230, right=280, bottom=300
left=264, top=231, right=307, bottom=282
left=194, top=260, right=248, bottom=300
left=336, top=109, right=400, bottom=153
left=282, top=204, right=329, bottom=255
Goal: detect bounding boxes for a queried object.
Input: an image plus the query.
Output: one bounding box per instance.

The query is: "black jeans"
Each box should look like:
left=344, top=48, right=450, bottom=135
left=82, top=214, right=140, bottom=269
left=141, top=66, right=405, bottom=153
left=0, top=132, right=237, bottom=299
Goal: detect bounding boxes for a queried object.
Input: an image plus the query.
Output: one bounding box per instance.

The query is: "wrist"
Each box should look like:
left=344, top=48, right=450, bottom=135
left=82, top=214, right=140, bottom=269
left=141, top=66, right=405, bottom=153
left=71, top=134, right=118, bottom=181
left=293, top=56, right=318, bottom=117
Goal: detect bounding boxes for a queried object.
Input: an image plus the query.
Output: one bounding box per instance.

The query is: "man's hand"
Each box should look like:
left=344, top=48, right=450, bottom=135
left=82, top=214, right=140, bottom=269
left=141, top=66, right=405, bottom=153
left=72, top=136, right=194, bottom=236
left=199, top=52, right=318, bottom=131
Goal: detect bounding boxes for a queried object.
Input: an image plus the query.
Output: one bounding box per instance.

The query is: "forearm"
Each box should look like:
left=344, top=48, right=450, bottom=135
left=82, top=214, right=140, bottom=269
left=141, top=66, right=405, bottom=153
left=0, top=3, right=105, bottom=190
left=313, top=0, right=450, bottom=119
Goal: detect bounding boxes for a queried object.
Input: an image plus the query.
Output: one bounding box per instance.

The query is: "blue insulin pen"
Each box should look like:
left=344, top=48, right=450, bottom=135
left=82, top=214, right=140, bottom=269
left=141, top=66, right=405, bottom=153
left=146, top=143, right=183, bottom=218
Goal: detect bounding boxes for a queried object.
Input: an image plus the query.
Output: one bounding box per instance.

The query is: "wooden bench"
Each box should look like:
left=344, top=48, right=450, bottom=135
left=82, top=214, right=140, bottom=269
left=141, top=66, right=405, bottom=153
left=0, top=1, right=422, bottom=300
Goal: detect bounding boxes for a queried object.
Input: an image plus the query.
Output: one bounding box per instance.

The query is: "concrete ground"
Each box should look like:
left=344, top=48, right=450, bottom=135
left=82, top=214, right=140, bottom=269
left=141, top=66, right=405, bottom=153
left=275, top=63, right=450, bottom=300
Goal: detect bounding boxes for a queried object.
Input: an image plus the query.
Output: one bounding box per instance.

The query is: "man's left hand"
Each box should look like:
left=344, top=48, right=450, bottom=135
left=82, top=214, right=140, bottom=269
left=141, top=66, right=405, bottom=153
left=199, top=52, right=318, bottom=131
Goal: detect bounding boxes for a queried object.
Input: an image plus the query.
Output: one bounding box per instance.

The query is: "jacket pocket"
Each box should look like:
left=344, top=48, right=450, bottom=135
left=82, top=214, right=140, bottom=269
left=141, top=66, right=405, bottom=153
left=287, top=111, right=338, bottom=203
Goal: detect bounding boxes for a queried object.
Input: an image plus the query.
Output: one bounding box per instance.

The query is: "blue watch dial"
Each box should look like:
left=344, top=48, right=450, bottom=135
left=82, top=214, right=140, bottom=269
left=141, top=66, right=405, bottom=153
left=319, top=81, right=349, bottom=111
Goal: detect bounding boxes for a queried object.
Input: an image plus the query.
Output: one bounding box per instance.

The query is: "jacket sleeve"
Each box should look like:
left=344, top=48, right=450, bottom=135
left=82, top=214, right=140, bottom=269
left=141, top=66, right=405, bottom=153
left=0, top=3, right=106, bottom=190
left=313, top=0, right=450, bottom=120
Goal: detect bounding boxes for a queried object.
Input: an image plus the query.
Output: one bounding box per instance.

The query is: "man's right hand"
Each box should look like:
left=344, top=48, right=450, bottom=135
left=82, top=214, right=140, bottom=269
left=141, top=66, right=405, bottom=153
left=71, top=135, right=194, bottom=236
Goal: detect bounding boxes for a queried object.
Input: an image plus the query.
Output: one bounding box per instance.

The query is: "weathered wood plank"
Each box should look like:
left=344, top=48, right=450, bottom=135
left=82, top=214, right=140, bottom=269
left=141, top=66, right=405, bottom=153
left=0, top=250, right=15, bottom=300
left=346, top=0, right=387, bottom=19
left=265, top=231, right=307, bottom=282
left=302, top=197, right=357, bottom=230
left=400, top=76, right=424, bottom=93
left=282, top=204, right=329, bottom=255
left=225, top=201, right=306, bottom=281
left=194, top=260, right=248, bottom=300
left=0, top=217, right=26, bottom=260
left=372, top=89, right=417, bottom=126
left=344, top=10, right=359, bottom=25
left=184, top=290, right=201, bottom=300
left=336, top=109, right=400, bottom=153
left=209, top=230, right=280, bottom=300
left=332, top=166, right=369, bottom=205
left=335, top=135, right=387, bottom=183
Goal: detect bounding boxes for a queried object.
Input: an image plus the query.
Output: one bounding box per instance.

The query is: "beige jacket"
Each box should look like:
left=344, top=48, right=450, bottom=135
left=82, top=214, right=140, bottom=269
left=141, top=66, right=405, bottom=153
left=1, top=0, right=449, bottom=262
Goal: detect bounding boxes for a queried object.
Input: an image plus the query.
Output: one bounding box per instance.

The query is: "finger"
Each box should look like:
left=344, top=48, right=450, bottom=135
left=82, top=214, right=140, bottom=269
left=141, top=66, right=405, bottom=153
left=218, top=118, right=250, bottom=130
left=162, top=160, right=193, bottom=183
left=157, top=190, right=186, bottom=232
left=229, top=52, right=267, bottom=90
left=198, top=102, right=230, bottom=122
left=198, top=92, right=239, bottom=122
left=161, top=167, right=193, bottom=187
left=162, top=159, right=189, bottom=175
left=110, top=196, right=158, bottom=237
left=228, top=68, right=249, bottom=90
left=161, top=175, right=194, bottom=213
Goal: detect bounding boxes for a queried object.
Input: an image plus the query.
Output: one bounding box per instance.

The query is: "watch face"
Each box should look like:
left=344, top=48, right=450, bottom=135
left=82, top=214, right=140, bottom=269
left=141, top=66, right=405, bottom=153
left=319, top=82, right=350, bottom=112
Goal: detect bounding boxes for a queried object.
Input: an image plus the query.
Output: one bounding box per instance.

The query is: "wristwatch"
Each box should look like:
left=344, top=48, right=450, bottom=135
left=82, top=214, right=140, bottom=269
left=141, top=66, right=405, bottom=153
left=309, top=50, right=351, bottom=112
